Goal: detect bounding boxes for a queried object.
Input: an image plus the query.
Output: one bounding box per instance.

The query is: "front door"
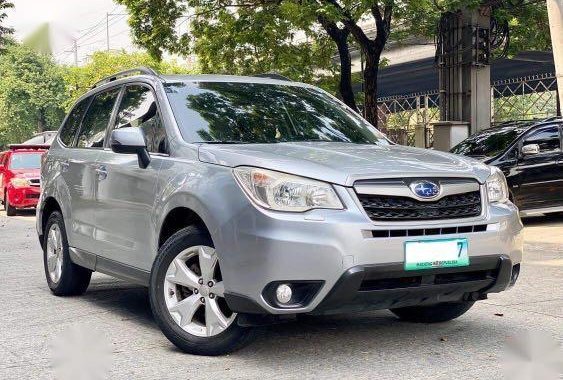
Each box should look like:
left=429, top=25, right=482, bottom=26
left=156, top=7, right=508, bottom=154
left=514, top=124, right=563, bottom=211
left=94, top=84, right=167, bottom=271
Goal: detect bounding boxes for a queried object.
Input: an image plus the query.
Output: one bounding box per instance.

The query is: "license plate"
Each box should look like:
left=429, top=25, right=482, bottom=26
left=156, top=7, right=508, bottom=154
left=404, top=238, right=469, bottom=271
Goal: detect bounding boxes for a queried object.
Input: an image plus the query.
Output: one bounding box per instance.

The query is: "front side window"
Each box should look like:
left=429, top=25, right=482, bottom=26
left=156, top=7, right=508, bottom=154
left=114, top=85, right=167, bottom=154
left=77, top=88, right=120, bottom=148
left=59, top=98, right=90, bottom=147
left=164, top=82, right=388, bottom=144
left=9, top=153, right=42, bottom=169
left=522, top=126, right=561, bottom=154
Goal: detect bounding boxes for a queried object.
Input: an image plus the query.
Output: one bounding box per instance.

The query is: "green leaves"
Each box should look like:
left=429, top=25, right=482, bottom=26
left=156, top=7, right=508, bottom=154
left=61, top=50, right=195, bottom=110
left=0, top=43, right=66, bottom=147
left=0, top=0, right=14, bottom=53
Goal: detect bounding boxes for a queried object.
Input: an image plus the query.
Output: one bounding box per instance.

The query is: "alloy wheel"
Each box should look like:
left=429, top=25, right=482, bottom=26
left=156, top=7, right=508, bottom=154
left=163, top=245, right=236, bottom=337
left=46, top=224, right=64, bottom=283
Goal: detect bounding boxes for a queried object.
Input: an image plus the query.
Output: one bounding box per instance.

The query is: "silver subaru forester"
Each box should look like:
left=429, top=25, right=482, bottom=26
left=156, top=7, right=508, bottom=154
left=37, top=68, right=523, bottom=355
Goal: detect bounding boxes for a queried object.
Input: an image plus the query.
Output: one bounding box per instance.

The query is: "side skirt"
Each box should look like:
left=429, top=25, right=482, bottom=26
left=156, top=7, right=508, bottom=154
left=69, top=247, right=150, bottom=286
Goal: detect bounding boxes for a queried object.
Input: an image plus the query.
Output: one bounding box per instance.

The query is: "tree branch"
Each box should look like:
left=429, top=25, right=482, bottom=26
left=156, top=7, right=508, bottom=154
left=319, top=0, right=371, bottom=48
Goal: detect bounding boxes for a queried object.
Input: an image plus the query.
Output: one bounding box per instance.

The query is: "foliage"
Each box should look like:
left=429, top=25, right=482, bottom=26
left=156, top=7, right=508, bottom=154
left=0, top=43, right=67, bottom=147
left=61, top=50, right=196, bottom=109
left=0, top=0, right=14, bottom=52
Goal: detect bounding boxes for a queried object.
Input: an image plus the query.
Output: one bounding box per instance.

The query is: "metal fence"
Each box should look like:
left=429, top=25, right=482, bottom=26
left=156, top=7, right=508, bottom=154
left=377, top=73, right=559, bottom=147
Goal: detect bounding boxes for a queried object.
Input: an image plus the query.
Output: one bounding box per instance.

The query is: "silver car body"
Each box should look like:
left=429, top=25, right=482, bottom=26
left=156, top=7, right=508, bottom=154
left=37, top=74, right=523, bottom=315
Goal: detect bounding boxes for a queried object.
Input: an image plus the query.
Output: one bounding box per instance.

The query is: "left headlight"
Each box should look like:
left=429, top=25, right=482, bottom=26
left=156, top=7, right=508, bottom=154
left=486, top=167, right=509, bottom=203
left=10, top=177, right=31, bottom=188
left=233, top=166, right=344, bottom=212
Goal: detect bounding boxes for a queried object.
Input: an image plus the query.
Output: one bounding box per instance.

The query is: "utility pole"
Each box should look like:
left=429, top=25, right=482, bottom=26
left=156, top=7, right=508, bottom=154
left=106, top=12, right=110, bottom=51
left=64, top=39, right=79, bottom=66
left=73, top=39, right=78, bottom=66
left=546, top=0, right=563, bottom=116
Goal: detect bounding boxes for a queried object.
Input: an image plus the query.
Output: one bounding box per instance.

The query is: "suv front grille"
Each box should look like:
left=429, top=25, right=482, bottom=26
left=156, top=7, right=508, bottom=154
left=358, top=190, right=482, bottom=221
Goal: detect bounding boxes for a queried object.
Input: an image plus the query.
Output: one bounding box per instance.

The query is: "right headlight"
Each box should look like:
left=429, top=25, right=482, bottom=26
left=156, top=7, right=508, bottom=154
left=233, top=166, right=343, bottom=212
left=485, top=167, right=509, bottom=203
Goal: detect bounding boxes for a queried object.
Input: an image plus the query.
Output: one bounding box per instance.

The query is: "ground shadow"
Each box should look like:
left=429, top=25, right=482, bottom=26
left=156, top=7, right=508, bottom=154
left=78, top=276, right=513, bottom=365
left=521, top=213, right=562, bottom=226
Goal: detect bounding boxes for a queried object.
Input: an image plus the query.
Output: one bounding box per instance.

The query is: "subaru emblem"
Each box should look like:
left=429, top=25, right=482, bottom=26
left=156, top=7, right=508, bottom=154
left=409, top=180, right=440, bottom=199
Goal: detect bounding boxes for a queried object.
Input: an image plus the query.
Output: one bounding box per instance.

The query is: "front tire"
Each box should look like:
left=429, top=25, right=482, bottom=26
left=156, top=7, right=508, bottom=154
left=43, top=211, right=91, bottom=296
left=150, top=226, right=254, bottom=355
left=5, top=191, right=16, bottom=216
left=390, top=301, right=475, bottom=323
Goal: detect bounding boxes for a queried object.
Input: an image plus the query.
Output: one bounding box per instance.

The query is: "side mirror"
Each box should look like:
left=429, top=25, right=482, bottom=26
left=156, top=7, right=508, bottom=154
left=110, top=127, right=151, bottom=169
left=521, top=144, right=540, bottom=156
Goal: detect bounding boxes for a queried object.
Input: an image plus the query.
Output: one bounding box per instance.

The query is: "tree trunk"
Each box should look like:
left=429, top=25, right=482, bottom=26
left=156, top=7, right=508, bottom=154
left=363, top=50, right=381, bottom=128
left=334, top=35, right=357, bottom=111
left=317, top=16, right=357, bottom=111
left=37, top=109, right=45, bottom=133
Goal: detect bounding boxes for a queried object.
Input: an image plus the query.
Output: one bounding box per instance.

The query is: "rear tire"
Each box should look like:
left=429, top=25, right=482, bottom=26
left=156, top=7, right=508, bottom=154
left=5, top=191, right=16, bottom=216
left=150, top=226, right=255, bottom=355
left=390, top=301, right=475, bottom=323
left=43, top=211, right=91, bottom=296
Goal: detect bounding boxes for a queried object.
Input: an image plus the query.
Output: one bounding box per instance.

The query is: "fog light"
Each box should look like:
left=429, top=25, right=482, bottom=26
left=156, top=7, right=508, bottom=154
left=275, top=284, right=292, bottom=304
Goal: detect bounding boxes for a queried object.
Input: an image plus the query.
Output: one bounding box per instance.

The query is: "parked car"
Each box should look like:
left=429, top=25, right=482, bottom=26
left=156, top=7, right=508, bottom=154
left=37, top=68, right=523, bottom=355
left=451, top=118, right=563, bottom=216
left=0, top=144, right=47, bottom=216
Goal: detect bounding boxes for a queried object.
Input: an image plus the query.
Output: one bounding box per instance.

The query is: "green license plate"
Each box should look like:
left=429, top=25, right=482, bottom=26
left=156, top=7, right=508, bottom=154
left=404, top=238, right=469, bottom=271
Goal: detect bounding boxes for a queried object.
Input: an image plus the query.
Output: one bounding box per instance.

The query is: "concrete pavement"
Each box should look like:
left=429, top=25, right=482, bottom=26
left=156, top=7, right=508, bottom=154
left=0, top=210, right=561, bottom=379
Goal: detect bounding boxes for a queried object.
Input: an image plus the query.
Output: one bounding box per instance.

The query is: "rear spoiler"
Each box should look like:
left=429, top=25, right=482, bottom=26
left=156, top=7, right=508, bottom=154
left=8, top=144, right=50, bottom=150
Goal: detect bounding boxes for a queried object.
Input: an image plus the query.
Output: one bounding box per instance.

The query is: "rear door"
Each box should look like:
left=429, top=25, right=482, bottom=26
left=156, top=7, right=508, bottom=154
left=514, top=124, right=563, bottom=211
left=94, top=84, right=167, bottom=270
left=64, top=88, right=121, bottom=253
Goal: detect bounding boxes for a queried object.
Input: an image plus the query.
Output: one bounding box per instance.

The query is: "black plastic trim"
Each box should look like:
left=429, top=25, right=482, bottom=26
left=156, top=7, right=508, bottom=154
left=224, top=292, right=269, bottom=314
left=311, top=255, right=514, bottom=315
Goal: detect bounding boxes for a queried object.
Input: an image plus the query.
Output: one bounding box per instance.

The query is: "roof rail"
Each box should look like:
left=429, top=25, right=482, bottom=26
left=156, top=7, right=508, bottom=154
left=253, top=73, right=292, bottom=81
left=92, top=67, right=161, bottom=89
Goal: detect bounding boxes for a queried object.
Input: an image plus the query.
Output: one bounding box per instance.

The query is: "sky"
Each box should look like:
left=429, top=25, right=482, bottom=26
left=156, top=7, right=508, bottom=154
left=5, top=0, right=136, bottom=65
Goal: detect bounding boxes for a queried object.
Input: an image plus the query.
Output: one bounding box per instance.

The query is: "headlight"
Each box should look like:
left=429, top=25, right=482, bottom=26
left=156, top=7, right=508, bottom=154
left=10, top=177, right=31, bottom=188
left=486, top=167, right=509, bottom=203
left=233, top=167, right=343, bottom=212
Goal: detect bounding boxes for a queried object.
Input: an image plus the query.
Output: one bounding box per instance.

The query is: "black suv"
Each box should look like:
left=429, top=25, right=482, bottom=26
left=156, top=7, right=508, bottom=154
left=451, top=117, right=563, bottom=216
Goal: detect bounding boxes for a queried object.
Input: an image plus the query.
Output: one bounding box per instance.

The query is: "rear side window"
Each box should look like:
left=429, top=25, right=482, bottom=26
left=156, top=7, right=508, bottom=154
left=114, top=85, right=167, bottom=154
left=523, top=126, right=561, bottom=154
left=59, top=98, right=90, bottom=147
left=77, top=88, right=120, bottom=148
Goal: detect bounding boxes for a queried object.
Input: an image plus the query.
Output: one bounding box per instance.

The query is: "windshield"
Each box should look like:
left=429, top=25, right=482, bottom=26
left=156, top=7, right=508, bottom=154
left=451, top=127, right=524, bottom=157
left=164, top=81, right=388, bottom=144
left=9, top=153, right=42, bottom=170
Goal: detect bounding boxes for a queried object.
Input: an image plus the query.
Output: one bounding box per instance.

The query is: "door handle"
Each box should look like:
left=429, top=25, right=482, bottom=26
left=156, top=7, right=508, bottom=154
left=95, top=165, right=108, bottom=180
left=60, top=160, right=69, bottom=172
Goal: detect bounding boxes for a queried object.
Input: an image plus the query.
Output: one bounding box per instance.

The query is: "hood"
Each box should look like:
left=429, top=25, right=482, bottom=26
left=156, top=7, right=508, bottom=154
left=198, top=142, right=492, bottom=186
left=10, top=169, right=41, bottom=178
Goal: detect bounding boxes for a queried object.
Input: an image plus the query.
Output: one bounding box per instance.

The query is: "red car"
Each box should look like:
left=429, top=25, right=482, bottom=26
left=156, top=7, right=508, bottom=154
left=0, top=145, right=47, bottom=216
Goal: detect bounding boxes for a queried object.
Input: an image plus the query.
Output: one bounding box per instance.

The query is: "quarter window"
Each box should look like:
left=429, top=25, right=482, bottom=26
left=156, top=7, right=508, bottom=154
left=59, top=98, right=90, bottom=147
left=522, top=126, right=561, bottom=154
left=114, top=85, right=167, bottom=154
left=77, top=88, right=120, bottom=148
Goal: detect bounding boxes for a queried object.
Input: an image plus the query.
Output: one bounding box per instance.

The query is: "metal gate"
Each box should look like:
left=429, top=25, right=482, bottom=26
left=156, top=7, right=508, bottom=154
left=377, top=73, right=559, bottom=147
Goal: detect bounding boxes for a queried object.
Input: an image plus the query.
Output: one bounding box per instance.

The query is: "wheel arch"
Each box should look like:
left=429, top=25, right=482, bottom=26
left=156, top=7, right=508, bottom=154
left=40, top=196, right=63, bottom=238
left=158, top=206, right=209, bottom=249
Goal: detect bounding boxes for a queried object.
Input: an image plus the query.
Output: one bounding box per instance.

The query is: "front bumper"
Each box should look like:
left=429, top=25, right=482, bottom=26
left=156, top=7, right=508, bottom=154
left=213, top=185, right=523, bottom=316
left=6, top=186, right=41, bottom=208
